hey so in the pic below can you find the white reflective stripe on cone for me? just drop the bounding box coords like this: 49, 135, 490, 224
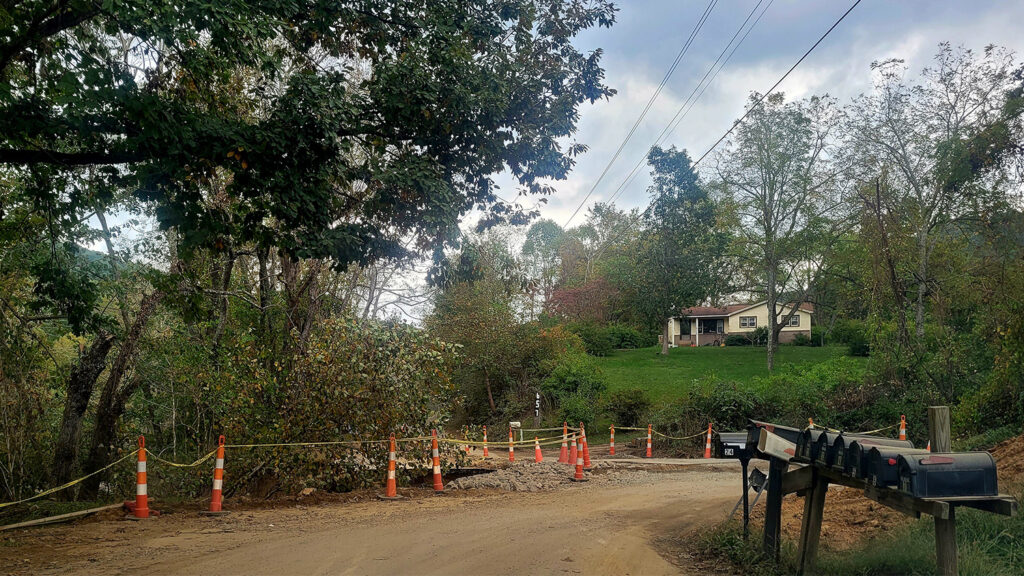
215, 458, 224, 468
388, 470, 395, 479
137, 483, 147, 495
389, 451, 396, 459
213, 478, 223, 490
433, 466, 441, 474
432, 449, 439, 457
138, 461, 146, 472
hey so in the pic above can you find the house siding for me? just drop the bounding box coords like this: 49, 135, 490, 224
726, 305, 812, 334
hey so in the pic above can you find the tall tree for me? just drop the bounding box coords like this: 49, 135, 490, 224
845, 44, 1016, 341
716, 93, 844, 370
630, 146, 727, 355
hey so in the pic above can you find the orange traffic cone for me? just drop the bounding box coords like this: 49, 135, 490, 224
808, 417, 814, 429
898, 415, 907, 441
558, 422, 568, 463
207, 435, 227, 514
128, 435, 152, 518
464, 426, 471, 455
646, 424, 652, 458
568, 434, 577, 466
609, 425, 615, 456
380, 434, 400, 500
482, 425, 490, 458
571, 436, 587, 482
703, 423, 713, 459
534, 437, 543, 463
580, 423, 591, 469
431, 430, 444, 492
508, 427, 515, 463
926, 440, 931, 452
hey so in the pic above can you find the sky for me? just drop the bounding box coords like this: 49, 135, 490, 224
501, 0, 1024, 230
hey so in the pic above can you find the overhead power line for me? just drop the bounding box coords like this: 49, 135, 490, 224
602, 0, 774, 210
592, 0, 863, 260
561, 0, 719, 229
691, 0, 863, 168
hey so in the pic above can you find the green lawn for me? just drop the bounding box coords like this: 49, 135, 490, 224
595, 345, 856, 401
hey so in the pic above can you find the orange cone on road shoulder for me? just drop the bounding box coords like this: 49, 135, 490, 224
580, 422, 591, 469
431, 430, 444, 492
898, 415, 907, 441
703, 423, 713, 459
379, 434, 400, 500
570, 436, 587, 482
482, 425, 490, 458
508, 427, 515, 463
534, 437, 543, 463
207, 435, 227, 514
568, 434, 577, 467
128, 435, 153, 518
646, 424, 652, 458
609, 425, 615, 456
558, 422, 569, 463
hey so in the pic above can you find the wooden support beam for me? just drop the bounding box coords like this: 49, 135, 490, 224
926, 495, 1018, 517
782, 464, 814, 495
762, 457, 789, 561
796, 469, 829, 575
929, 406, 957, 576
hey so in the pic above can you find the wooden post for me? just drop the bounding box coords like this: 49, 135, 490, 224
762, 457, 789, 560
929, 406, 957, 576
741, 458, 751, 541
796, 468, 829, 575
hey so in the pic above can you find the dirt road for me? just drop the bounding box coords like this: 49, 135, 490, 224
2, 463, 744, 576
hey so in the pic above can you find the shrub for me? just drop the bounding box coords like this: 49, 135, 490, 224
724, 334, 752, 346
809, 326, 825, 346
606, 324, 657, 349
559, 392, 598, 428
847, 334, 870, 357
567, 323, 615, 356
831, 318, 867, 344
791, 332, 812, 346
604, 389, 652, 427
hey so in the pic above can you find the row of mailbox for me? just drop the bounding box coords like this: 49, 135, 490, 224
714, 422, 999, 499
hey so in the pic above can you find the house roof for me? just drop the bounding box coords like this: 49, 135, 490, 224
679, 300, 814, 318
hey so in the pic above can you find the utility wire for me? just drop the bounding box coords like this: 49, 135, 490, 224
602, 0, 773, 211
561, 0, 719, 229
692, 0, 862, 168
591, 0, 863, 261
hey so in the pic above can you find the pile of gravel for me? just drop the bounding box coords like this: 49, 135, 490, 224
448, 461, 586, 492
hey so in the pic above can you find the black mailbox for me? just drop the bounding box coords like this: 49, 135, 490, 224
897, 452, 998, 498
813, 432, 848, 467
795, 429, 826, 463
844, 438, 916, 477
866, 446, 930, 487
715, 432, 751, 459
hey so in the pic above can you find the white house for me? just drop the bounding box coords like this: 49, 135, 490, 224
665, 301, 813, 347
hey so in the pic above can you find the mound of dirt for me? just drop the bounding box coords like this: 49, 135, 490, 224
448, 461, 590, 492
991, 433, 1024, 486
750, 484, 909, 551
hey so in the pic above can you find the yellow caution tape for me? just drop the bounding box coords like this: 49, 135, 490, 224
146, 449, 219, 468
0, 450, 139, 509
653, 429, 710, 441
224, 436, 434, 449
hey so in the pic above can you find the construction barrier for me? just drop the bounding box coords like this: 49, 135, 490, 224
609, 425, 615, 456
704, 423, 713, 459
381, 434, 400, 499
558, 423, 569, 463
534, 437, 543, 463
431, 430, 444, 492
571, 436, 586, 482
646, 424, 652, 458
568, 434, 577, 467
208, 435, 226, 513
580, 422, 591, 469
899, 414, 907, 441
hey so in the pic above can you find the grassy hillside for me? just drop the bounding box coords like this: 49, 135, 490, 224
595, 345, 858, 401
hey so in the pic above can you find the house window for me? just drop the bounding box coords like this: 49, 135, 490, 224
739, 316, 757, 328
786, 315, 800, 327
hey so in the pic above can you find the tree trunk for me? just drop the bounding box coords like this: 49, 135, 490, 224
661, 320, 670, 355
915, 226, 928, 341
210, 250, 235, 357
79, 291, 163, 499
51, 332, 115, 486
766, 269, 778, 371
484, 371, 496, 412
